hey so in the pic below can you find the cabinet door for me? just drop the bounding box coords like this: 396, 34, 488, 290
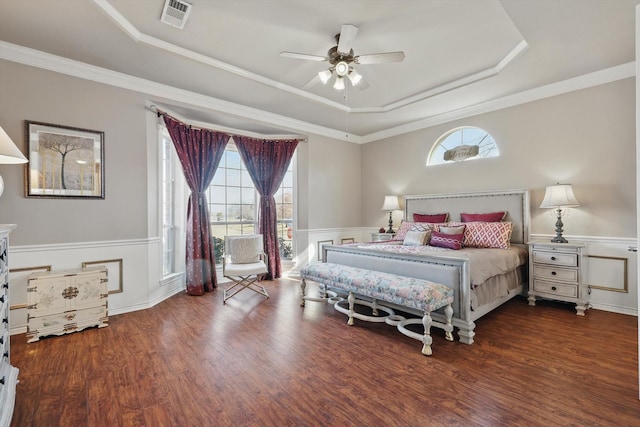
72, 271, 106, 310
28, 276, 72, 316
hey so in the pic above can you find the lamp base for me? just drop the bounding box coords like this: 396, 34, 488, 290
386, 211, 394, 234
550, 208, 568, 243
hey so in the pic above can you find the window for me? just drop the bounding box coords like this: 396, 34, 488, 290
427, 126, 499, 166
160, 129, 178, 277
208, 141, 294, 264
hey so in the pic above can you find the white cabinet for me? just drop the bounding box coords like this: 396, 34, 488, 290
0, 225, 18, 427
27, 266, 108, 343
527, 242, 589, 315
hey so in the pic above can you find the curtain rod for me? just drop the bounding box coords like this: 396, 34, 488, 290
148, 104, 308, 142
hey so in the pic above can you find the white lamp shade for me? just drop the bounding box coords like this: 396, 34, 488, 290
347, 68, 362, 86
333, 76, 345, 90
0, 126, 28, 164
540, 184, 579, 208
318, 69, 332, 84
381, 195, 401, 211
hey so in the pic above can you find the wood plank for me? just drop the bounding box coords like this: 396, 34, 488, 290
9, 278, 639, 426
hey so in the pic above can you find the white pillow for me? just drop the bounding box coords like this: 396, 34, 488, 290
403, 230, 429, 246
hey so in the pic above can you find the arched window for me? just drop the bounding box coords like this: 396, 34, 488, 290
427, 126, 499, 166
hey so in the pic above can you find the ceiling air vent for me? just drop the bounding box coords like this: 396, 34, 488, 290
160, 0, 192, 30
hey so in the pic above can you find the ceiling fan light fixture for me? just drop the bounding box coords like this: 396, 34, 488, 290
318, 69, 332, 84
335, 61, 349, 77
333, 76, 345, 90
347, 68, 362, 86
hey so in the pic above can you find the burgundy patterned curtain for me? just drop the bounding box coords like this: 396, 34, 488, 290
163, 114, 230, 295
234, 136, 298, 279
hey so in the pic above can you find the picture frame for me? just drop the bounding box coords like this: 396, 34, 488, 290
587, 255, 628, 293
341, 237, 355, 244
82, 258, 123, 294
25, 121, 105, 199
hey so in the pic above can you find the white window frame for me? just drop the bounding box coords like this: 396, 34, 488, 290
427, 126, 500, 166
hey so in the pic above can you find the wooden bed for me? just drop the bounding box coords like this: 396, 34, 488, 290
323, 189, 530, 344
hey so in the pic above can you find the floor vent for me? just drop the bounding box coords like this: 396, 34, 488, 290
160, 0, 192, 30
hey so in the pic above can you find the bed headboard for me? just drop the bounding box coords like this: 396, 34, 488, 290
404, 189, 530, 244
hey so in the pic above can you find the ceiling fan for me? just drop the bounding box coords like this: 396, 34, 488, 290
281, 24, 405, 91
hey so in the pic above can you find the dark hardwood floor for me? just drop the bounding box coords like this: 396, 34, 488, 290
9, 278, 639, 427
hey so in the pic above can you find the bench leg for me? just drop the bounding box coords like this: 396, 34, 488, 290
421, 312, 433, 356
300, 279, 306, 307
444, 304, 454, 342
371, 298, 379, 316
347, 291, 355, 326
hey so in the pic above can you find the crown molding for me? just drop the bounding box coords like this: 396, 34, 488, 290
0, 40, 358, 142
360, 61, 635, 143
0, 39, 633, 144
91, 0, 527, 114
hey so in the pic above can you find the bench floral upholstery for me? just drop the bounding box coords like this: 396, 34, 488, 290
301, 262, 453, 312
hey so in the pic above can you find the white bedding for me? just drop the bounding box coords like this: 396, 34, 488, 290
352, 242, 528, 286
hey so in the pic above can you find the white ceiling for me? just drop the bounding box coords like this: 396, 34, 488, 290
0, 0, 638, 142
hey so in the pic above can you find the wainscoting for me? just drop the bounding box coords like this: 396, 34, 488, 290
8, 237, 183, 335
297, 228, 638, 316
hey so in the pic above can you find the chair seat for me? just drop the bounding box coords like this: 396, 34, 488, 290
224, 261, 267, 276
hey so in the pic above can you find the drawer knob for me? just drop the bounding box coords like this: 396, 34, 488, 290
551, 271, 557, 276
550, 256, 557, 261
65, 313, 76, 321
62, 286, 79, 300
551, 286, 557, 291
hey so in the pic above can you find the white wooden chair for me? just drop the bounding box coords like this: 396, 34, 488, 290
222, 235, 269, 303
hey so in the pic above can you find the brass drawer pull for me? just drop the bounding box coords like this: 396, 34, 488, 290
65, 313, 76, 321
62, 287, 79, 299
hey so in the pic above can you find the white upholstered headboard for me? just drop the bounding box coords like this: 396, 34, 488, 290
404, 189, 530, 244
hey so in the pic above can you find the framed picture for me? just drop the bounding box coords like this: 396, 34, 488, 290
341, 237, 355, 244
82, 259, 123, 294
25, 121, 105, 198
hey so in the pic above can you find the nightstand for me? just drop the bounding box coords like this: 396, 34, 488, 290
527, 242, 589, 315
370, 232, 395, 242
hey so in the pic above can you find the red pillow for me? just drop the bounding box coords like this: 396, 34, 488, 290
429, 231, 463, 250
413, 213, 449, 223
460, 212, 506, 222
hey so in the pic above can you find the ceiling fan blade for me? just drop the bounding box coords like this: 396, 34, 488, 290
302, 74, 321, 90
337, 24, 358, 55
280, 51, 327, 62
356, 51, 405, 65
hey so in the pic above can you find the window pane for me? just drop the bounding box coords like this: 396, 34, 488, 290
227, 168, 241, 187
241, 204, 255, 221
210, 186, 225, 204
226, 186, 241, 204
211, 171, 225, 186
241, 170, 253, 187
241, 187, 255, 205
227, 204, 242, 221
226, 151, 241, 169
281, 171, 293, 187
211, 204, 226, 222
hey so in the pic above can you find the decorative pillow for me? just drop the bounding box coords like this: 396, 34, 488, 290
413, 212, 449, 223
403, 230, 430, 246
460, 211, 506, 223
410, 222, 434, 233
429, 231, 464, 250
393, 220, 413, 241
228, 236, 262, 263
438, 224, 466, 235
461, 221, 513, 249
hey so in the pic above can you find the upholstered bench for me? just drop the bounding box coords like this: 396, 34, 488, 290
300, 262, 454, 356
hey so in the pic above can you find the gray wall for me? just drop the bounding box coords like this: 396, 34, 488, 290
362, 78, 636, 239
0, 59, 361, 247
0, 60, 149, 245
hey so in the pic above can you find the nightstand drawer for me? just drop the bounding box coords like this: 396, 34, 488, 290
532, 279, 578, 298
532, 251, 578, 267
532, 265, 578, 283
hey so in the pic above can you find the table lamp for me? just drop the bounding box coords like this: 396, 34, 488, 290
539, 183, 579, 243
0, 126, 28, 197
381, 195, 401, 233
